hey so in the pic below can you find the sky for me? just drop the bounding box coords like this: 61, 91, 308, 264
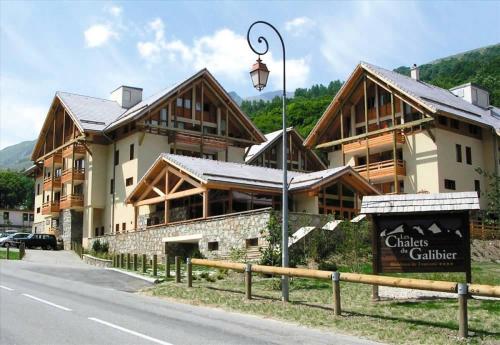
0, 1, 499, 149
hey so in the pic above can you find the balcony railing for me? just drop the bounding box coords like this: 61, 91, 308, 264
62, 143, 86, 158
43, 152, 63, 167
355, 159, 406, 181
61, 168, 85, 184
42, 202, 60, 215
344, 131, 405, 154
60, 194, 84, 209
43, 176, 62, 191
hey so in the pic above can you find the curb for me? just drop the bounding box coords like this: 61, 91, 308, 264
105, 267, 159, 284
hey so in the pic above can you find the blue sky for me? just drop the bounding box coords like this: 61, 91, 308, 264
1, 0, 499, 149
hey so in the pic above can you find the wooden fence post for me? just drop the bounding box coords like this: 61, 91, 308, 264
19, 243, 25, 259
133, 254, 138, 271
245, 263, 252, 300
120, 253, 125, 268
175, 256, 181, 283
165, 256, 171, 278
127, 253, 131, 270
332, 271, 341, 316
187, 258, 192, 287
6, 246, 9, 260
458, 283, 468, 338
153, 254, 158, 277
142, 254, 147, 273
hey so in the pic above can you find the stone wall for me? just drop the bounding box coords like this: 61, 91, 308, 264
82, 254, 113, 268
88, 208, 332, 261
61, 209, 83, 250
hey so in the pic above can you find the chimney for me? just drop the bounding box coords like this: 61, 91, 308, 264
410, 64, 420, 81
111, 86, 143, 109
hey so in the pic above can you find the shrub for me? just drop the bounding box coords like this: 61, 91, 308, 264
92, 239, 102, 253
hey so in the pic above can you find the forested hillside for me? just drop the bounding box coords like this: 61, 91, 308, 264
0, 140, 35, 171
242, 44, 500, 138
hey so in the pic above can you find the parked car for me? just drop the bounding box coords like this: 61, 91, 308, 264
19, 234, 58, 250
1, 233, 31, 248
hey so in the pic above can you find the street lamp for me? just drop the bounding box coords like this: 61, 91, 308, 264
247, 21, 289, 302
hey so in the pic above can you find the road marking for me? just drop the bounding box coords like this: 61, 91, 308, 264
88, 317, 173, 345
22, 293, 72, 311
0, 285, 14, 291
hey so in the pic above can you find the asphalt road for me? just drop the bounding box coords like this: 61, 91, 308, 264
0, 250, 381, 345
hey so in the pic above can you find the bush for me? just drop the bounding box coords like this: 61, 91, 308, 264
318, 261, 338, 271
92, 240, 102, 253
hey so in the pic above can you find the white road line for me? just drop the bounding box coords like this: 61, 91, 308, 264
22, 293, 72, 311
88, 317, 173, 345
0, 285, 14, 291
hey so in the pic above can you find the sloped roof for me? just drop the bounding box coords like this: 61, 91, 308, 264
360, 192, 479, 214
56, 91, 126, 131
162, 153, 376, 193
360, 62, 500, 131
245, 128, 288, 162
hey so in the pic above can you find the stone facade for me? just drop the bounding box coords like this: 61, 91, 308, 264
61, 209, 83, 250
88, 208, 332, 260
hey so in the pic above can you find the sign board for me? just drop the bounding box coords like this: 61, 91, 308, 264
373, 213, 470, 274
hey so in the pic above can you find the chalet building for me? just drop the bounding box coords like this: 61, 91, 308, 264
31, 69, 267, 249
117, 154, 377, 257
245, 127, 326, 172
304, 62, 500, 209
1, 209, 34, 232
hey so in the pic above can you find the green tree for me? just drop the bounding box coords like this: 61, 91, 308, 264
475, 168, 500, 225
0, 170, 34, 209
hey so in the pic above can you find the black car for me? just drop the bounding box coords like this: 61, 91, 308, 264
1, 233, 31, 248
20, 234, 58, 250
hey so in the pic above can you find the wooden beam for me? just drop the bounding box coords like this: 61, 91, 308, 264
138, 167, 167, 201
170, 178, 185, 194
166, 187, 206, 200
164, 168, 169, 224
36, 136, 86, 162
202, 190, 208, 218
364, 77, 370, 182
315, 117, 434, 149
391, 93, 398, 194
135, 195, 165, 207
167, 166, 202, 188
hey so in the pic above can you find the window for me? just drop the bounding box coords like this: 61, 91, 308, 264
208, 241, 219, 251
23, 213, 28, 221
114, 150, 119, 166
469, 124, 480, 136
455, 144, 462, 163
246, 238, 259, 248
474, 180, 480, 197
438, 116, 448, 126
466, 146, 472, 165
444, 179, 456, 190
126, 177, 133, 186
37, 183, 40, 195
129, 144, 134, 160
110, 179, 114, 194
367, 97, 375, 109
29, 214, 34, 221
115, 224, 120, 233
37, 207, 40, 214
195, 102, 201, 111
450, 119, 460, 129
184, 99, 191, 109
122, 223, 126, 231
3, 212, 9, 220
176, 98, 183, 107
160, 108, 168, 124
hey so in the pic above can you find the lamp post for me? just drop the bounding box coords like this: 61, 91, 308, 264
247, 21, 289, 302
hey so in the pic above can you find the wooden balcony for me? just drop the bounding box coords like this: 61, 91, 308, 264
61, 168, 85, 184
42, 202, 60, 215
355, 159, 406, 182
62, 143, 86, 158
60, 194, 84, 210
344, 131, 405, 154
43, 152, 62, 167
43, 176, 62, 191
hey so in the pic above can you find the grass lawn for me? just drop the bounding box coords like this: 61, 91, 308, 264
0, 247, 20, 260
144, 261, 500, 345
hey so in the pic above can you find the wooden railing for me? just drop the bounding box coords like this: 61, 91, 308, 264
184, 258, 500, 339
43, 152, 62, 167
470, 220, 499, 240
61, 168, 85, 184
42, 202, 60, 215
344, 131, 405, 154
62, 143, 86, 158
43, 176, 62, 191
60, 194, 83, 209
355, 159, 406, 180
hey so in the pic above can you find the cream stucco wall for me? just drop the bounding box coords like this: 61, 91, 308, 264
33, 176, 44, 224
227, 146, 246, 163
402, 130, 439, 194
294, 193, 319, 214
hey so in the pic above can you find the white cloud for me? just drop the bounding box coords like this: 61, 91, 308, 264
109, 6, 122, 17
319, 2, 440, 77
84, 24, 118, 48
137, 20, 310, 90
284, 17, 316, 36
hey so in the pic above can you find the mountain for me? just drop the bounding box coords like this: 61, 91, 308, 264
228, 91, 243, 106
0, 140, 35, 171
245, 90, 295, 103
394, 43, 500, 106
